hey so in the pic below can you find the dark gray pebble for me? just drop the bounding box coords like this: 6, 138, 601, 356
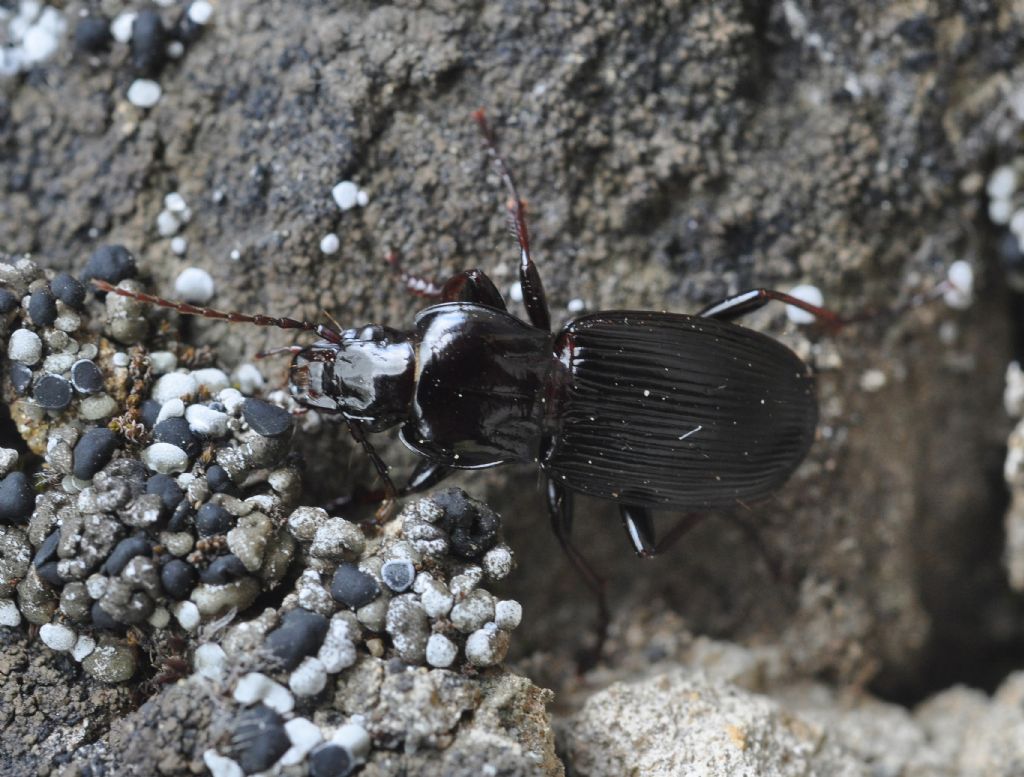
131, 9, 166, 77
174, 3, 205, 44
199, 554, 247, 584
0, 289, 18, 314
81, 245, 137, 288
90, 601, 125, 631
434, 487, 501, 559
331, 563, 380, 609
102, 535, 151, 576
71, 359, 104, 394
10, 362, 32, 395
310, 745, 354, 777
146, 474, 184, 515
33, 530, 60, 567
160, 558, 197, 600
28, 290, 57, 327
263, 608, 329, 670
73, 428, 120, 480
36, 561, 64, 587
154, 416, 201, 458
51, 272, 87, 309
196, 502, 233, 536
74, 15, 111, 53
231, 705, 291, 774
167, 500, 192, 532
242, 398, 293, 438
381, 559, 415, 592
205, 464, 235, 494
139, 399, 161, 429
33, 374, 73, 411
0, 471, 35, 525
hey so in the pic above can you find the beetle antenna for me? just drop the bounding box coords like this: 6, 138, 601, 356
472, 109, 531, 259
91, 279, 343, 343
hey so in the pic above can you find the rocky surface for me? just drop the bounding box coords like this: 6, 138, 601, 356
4, 0, 1024, 774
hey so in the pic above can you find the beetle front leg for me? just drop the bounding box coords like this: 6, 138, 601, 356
439, 269, 508, 311
698, 288, 845, 330
399, 459, 453, 496
345, 419, 400, 522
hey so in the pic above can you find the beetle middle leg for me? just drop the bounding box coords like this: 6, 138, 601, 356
620, 504, 708, 558
698, 288, 846, 330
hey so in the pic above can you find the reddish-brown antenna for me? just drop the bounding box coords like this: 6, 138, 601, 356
90, 279, 342, 343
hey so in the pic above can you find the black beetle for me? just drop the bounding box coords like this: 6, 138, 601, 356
95, 111, 847, 624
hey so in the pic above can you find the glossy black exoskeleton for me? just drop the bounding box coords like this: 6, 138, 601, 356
95, 111, 845, 633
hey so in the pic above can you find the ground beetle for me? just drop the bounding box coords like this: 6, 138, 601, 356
96, 111, 855, 629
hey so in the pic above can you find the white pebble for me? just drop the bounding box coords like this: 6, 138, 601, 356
22, 20, 63, 65
464, 622, 510, 667
1011, 210, 1024, 238
859, 369, 887, 392
188, 0, 214, 25
944, 260, 974, 310
234, 672, 295, 714
356, 190, 369, 207
494, 599, 523, 630
217, 387, 246, 414
186, 404, 229, 437
72, 634, 96, 662
194, 642, 228, 682
990, 198, 1013, 225
112, 352, 130, 367
148, 351, 177, 375
785, 284, 824, 325
127, 79, 162, 109
332, 181, 359, 211
482, 545, 514, 581
166, 39, 185, 59
987, 165, 1018, 201
203, 750, 243, 777
318, 616, 358, 673
110, 11, 136, 43
331, 723, 371, 761
85, 574, 108, 600
509, 282, 524, 302
567, 298, 586, 313
173, 600, 201, 631
233, 363, 264, 394
152, 372, 199, 403
170, 236, 188, 256
164, 192, 187, 212
0, 599, 22, 627
281, 718, 323, 767
8, 328, 42, 365
148, 607, 170, 628
156, 210, 180, 237
174, 267, 215, 304
143, 442, 189, 474
155, 397, 185, 424
320, 233, 340, 254
40, 623, 77, 652
289, 656, 328, 697
425, 633, 457, 668
191, 367, 230, 393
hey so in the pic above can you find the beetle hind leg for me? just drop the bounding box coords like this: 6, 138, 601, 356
621, 505, 707, 557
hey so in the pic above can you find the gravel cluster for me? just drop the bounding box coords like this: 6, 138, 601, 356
0, 255, 524, 775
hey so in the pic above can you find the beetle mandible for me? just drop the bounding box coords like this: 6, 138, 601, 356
95, 111, 849, 626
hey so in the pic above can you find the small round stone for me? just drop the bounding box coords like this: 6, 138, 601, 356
10, 362, 32, 395
72, 425, 120, 481
154, 416, 201, 458
199, 554, 248, 584
232, 705, 291, 774
28, 289, 57, 327
0, 472, 35, 525
331, 723, 370, 761
331, 181, 359, 211
161, 558, 198, 600
331, 563, 380, 609
186, 404, 229, 437
102, 535, 151, 576
784, 285, 824, 325
142, 442, 189, 474
172, 600, 201, 630
464, 623, 510, 667
482, 545, 514, 580
191, 368, 230, 393
203, 752, 243, 777
146, 473, 185, 514
51, 273, 86, 309
188, 0, 214, 25
0, 289, 17, 314
127, 78, 162, 108
206, 464, 235, 493
9, 329, 42, 365
69, 359, 104, 395
156, 397, 185, 424
289, 656, 328, 697
33, 530, 60, 567
242, 398, 293, 438
39, 623, 77, 652
309, 745, 353, 777
130, 8, 166, 77
149, 351, 178, 375
140, 399, 162, 428
0, 599, 21, 627
450, 589, 495, 633
380, 559, 415, 592
33, 374, 72, 410
82, 640, 137, 681
233, 672, 295, 713
425, 633, 457, 668
263, 608, 329, 671
174, 267, 215, 304
494, 599, 523, 630
72, 634, 97, 662
194, 642, 228, 682
196, 503, 234, 536
36, 561, 64, 587
74, 15, 111, 53
152, 372, 199, 403
90, 602, 124, 631
82, 245, 137, 287
320, 233, 340, 254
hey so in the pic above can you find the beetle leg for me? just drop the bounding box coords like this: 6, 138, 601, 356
698, 288, 845, 331
473, 110, 551, 331
345, 419, 399, 504
399, 460, 453, 496
546, 478, 609, 649
621, 505, 708, 557
385, 251, 445, 298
